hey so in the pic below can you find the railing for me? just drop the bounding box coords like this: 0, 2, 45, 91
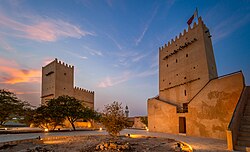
227, 86, 248, 150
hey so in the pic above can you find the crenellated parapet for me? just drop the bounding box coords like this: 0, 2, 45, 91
159, 17, 205, 52
74, 86, 94, 94
55, 58, 74, 69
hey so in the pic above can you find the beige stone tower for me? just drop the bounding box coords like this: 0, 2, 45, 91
159, 17, 217, 106
148, 17, 248, 149
41, 58, 94, 108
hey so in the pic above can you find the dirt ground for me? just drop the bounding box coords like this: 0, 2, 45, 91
0, 135, 180, 152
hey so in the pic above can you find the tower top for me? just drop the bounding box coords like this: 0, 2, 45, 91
43, 58, 74, 69
159, 17, 205, 52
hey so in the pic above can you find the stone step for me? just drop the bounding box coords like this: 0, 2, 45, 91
241, 121, 250, 125
238, 140, 250, 147
240, 127, 250, 132
239, 132, 250, 137
234, 145, 248, 151
244, 113, 250, 116
245, 108, 250, 112
242, 116, 250, 121
238, 136, 250, 141
241, 125, 250, 129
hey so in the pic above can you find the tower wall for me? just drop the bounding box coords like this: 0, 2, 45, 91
54, 60, 74, 98
73, 87, 94, 109
41, 59, 94, 108
159, 17, 217, 105
41, 60, 56, 104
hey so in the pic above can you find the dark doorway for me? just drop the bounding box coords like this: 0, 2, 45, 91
179, 117, 186, 133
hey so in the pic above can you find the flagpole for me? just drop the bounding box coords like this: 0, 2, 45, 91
196, 7, 199, 20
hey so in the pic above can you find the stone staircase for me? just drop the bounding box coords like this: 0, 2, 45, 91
236, 91, 250, 151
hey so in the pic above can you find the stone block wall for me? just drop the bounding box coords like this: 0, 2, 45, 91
148, 72, 244, 139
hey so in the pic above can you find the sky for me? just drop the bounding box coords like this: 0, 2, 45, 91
0, 0, 249, 116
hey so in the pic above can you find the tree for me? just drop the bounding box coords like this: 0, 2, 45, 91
80, 106, 101, 128
81, 106, 101, 121
0, 89, 31, 126
31, 103, 65, 130
19, 107, 36, 126
29, 95, 99, 130
53, 95, 85, 131
101, 101, 128, 136
32, 106, 54, 129
46, 98, 66, 129
140, 116, 148, 127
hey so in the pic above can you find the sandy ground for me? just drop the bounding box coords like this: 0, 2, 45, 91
0, 135, 179, 152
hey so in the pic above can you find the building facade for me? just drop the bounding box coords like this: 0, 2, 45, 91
148, 17, 249, 150
41, 58, 94, 108
159, 17, 217, 106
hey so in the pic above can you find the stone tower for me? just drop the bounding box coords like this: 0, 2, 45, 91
148, 16, 248, 146
159, 17, 217, 106
41, 58, 94, 108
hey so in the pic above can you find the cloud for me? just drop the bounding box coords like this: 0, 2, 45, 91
210, 10, 250, 42
0, 57, 41, 84
97, 68, 157, 88
0, 11, 94, 42
205, 3, 250, 43
64, 50, 88, 60
42, 57, 55, 66
98, 72, 131, 88
150, 54, 158, 68
136, 69, 158, 77
132, 53, 148, 62
83, 46, 103, 56
105, 33, 122, 50
135, 6, 159, 46
7, 89, 40, 95
0, 36, 15, 51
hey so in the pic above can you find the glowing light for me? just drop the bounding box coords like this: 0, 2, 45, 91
129, 134, 143, 138
87, 122, 91, 128
44, 128, 49, 132
99, 127, 102, 131
146, 128, 149, 131
4, 128, 7, 130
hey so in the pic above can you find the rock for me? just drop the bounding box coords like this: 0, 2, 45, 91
117, 145, 122, 150
95, 145, 100, 150
123, 144, 129, 150
99, 145, 104, 151
121, 145, 127, 150
104, 143, 109, 148
109, 143, 117, 149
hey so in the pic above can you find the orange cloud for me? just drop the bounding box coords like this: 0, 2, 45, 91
0, 12, 94, 42
0, 57, 41, 84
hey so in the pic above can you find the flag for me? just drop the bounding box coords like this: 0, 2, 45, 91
187, 9, 198, 25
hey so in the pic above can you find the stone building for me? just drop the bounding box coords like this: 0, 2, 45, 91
147, 17, 250, 150
41, 58, 94, 108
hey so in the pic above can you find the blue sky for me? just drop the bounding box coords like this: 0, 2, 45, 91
0, 0, 249, 116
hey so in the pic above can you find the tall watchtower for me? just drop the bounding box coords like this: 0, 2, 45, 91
159, 17, 217, 105
41, 58, 74, 104
41, 58, 94, 108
